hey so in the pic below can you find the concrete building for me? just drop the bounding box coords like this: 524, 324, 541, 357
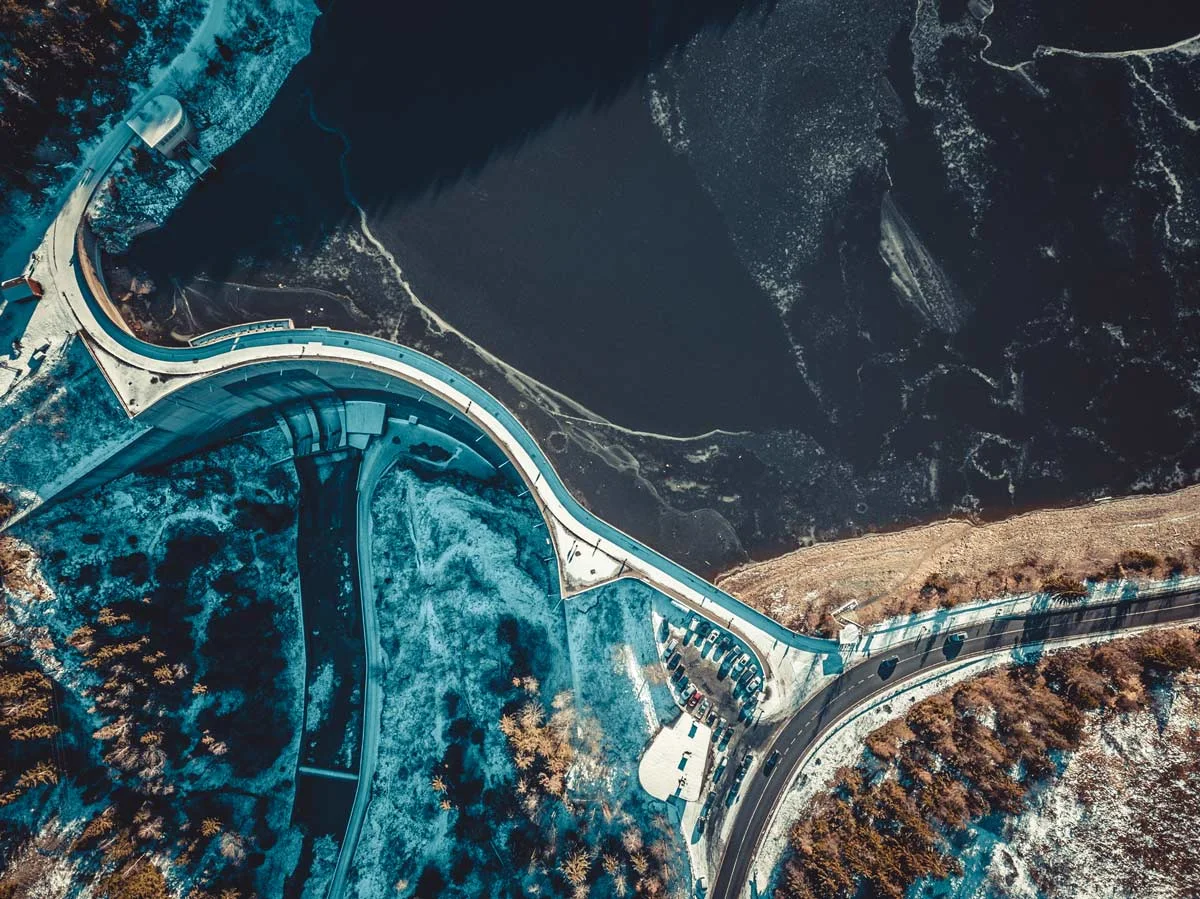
127, 95, 195, 157
126, 95, 213, 176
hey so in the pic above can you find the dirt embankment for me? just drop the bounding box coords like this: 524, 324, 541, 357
718, 485, 1200, 632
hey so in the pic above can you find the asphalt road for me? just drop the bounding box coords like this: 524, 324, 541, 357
709, 587, 1200, 899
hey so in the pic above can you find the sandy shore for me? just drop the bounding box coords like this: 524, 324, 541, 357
718, 485, 1200, 630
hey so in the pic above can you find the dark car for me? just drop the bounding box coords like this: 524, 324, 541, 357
943, 631, 969, 659
877, 656, 899, 679
667, 651, 683, 671
763, 749, 782, 777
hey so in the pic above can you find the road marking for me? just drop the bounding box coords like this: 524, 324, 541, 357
710, 593, 1200, 899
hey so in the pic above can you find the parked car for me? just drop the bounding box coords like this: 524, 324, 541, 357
763, 749, 782, 777
739, 752, 754, 772
686, 691, 702, 710
677, 676, 690, 694
947, 631, 967, 644
665, 637, 679, 656
731, 653, 750, 674
737, 666, 755, 685
717, 727, 733, 751
878, 656, 900, 679
705, 628, 720, 645
696, 698, 711, 719
706, 708, 718, 727
716, 635, 732, 654
667, 651, 682, 671
746, 676, 762, 694
670, 667, 686, 684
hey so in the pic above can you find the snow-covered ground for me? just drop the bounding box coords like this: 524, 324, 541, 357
2, 427, 304, 896
352, 466, 571, 897
0, 0, 204, 275
4, 0, 318, 276
753, 653, 1011, 896
0, 335, 146, 522
915, 672, 1200, 899
351, 464, 690, 898
849, 573, 1200, 662
88, 0, 320, 252
754, 622, 1189, 897
565, 580, 680, 802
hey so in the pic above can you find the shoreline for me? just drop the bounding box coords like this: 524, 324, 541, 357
719, 482, 1200, 630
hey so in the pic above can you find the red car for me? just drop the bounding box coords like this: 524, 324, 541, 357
686, 691, 702, 710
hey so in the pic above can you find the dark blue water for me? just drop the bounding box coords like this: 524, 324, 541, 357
121, 0, 815, 436
115, 0, 1200, 568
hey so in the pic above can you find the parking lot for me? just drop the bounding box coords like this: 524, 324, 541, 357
656, 610, 767, 832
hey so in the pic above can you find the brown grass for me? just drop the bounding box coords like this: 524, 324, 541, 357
719, 484, 1200, 631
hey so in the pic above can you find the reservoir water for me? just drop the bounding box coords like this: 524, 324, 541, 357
114, 0, 1200, 570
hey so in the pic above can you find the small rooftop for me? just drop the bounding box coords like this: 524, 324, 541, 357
127, 95, 186, 149
1, 276, 43, 302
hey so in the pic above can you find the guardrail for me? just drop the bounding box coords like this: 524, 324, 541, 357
56, 160, 841, 659
189, 318, 295, 346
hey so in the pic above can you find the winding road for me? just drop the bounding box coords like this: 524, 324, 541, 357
708, 586, 1200, 899
20, 93, 1200, 899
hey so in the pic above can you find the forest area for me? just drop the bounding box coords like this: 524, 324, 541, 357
0, 436, 303, 899
777, 627, 1200, 899
0, 0, 201, 237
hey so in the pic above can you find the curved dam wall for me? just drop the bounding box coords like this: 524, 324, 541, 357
54, 356, 511, 507
53, 337, 842, 659
38, 190, 842, 656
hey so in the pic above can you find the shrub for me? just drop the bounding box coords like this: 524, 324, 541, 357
1042, 574, 1088, 601
1118, 550, 1161, 572
778, 627, 1200, 899
920, 573, 951, 598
